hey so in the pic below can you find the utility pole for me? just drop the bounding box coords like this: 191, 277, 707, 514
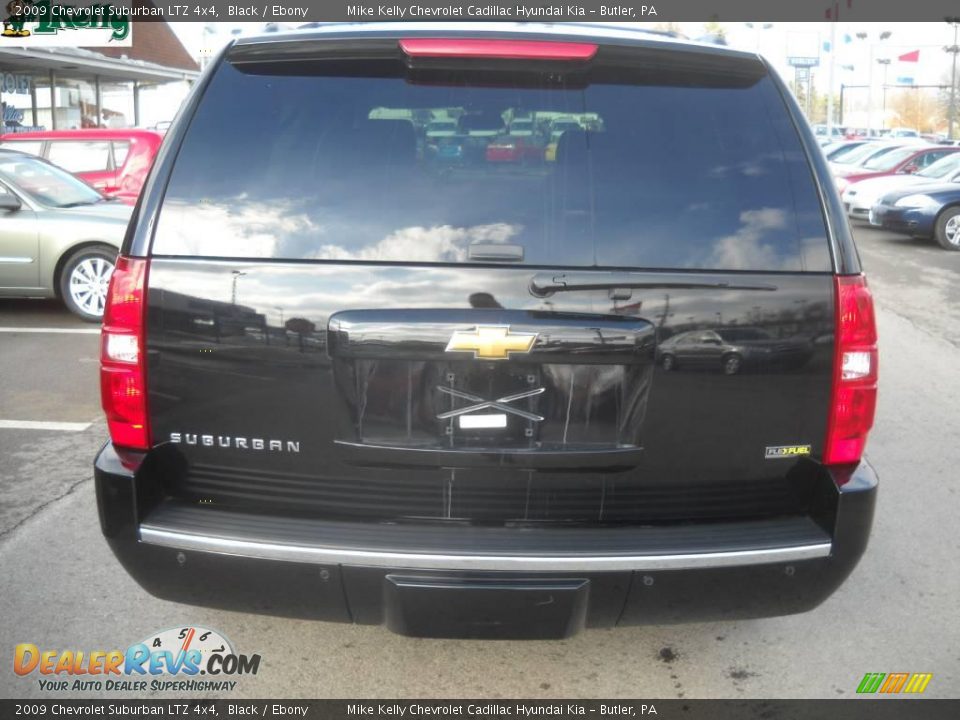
877, 58, 891, 129
231, 270, 246, 306
855, 31, 892, 134
947, 17, 960, 140
744, 22, 773, 53
826, 3, 838, 134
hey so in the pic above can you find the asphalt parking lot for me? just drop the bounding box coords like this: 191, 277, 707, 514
1, 226, 958, 700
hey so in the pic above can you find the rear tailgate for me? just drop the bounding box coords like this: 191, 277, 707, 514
143, 35, 836, 527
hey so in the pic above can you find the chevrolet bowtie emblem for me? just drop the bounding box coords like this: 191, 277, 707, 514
445, 325, 538, 360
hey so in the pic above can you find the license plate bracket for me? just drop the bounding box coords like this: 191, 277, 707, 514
383, 575, 589, 639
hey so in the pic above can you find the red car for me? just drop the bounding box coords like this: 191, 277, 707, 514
485, 134, 544, 163
0, 129, 163, 204
833, 144, 960, 194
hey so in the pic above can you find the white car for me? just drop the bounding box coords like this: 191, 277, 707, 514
842, 152, 960, 222
887, 127, 920, 138
828, 141, 908, 176
508, 119, 535, 136
425, 120, 459, 139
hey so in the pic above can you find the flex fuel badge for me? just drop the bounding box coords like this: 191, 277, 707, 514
765, 445, 812, 460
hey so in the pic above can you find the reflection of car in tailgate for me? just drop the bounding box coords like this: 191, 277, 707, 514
658, 327, 813, 375
95, 25, 879, 639
485, 134, 544, 162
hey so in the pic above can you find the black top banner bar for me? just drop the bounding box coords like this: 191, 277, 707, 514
15, 0, 960, 23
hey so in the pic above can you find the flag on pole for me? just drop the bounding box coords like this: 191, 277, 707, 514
898, 50, 920, 62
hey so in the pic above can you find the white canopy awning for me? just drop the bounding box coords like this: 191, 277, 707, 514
0, 46, 198, 84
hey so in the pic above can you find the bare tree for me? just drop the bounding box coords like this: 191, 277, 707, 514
938, 71, 960, 137
888, 89, 943, 133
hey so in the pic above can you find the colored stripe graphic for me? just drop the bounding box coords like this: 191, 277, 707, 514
857, 673, 885, 694
857, 672, 932, 694
903, 673, 933, 694
880, 673, 909, 693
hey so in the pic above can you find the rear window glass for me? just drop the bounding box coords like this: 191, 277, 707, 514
2, 140, 42, 156
0, 154, 103, 207
832, 142, 884, 165
47, 141, 111, 173
915, 150, 953, 168
152, 54, 831, 272
853, 145, 902, 167
862, 146, 918, 171
920, 153, 960, 179
112, 141, 130, 167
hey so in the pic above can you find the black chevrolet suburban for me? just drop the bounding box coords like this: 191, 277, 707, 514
95, 24, 879, 639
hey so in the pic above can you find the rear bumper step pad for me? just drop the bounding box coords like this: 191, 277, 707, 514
139, 500, 831, 572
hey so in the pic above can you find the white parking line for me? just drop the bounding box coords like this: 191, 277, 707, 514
0, 327, 100, 334
0, 420, 91, 432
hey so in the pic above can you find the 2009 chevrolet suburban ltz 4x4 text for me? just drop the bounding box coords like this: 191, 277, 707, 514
95, 23, 879, 639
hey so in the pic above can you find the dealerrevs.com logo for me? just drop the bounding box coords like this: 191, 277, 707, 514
3, 0, 130, 45
14, 627, 261, 692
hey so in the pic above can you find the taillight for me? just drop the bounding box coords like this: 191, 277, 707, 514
824, 275, 878, 465
100, 256, 150, 450
399, 38, 598, 61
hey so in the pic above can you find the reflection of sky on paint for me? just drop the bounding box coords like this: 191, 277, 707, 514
152, 263, 581, 318
150, 260, 832, 339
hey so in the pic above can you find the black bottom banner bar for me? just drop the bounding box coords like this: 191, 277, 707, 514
1, 700, 958, 720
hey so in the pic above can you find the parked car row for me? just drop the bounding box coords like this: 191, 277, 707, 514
814, 124, 956, 146
832, 143, 959, 194
868, 182, 960, 249
827, 139, 960, 250
844, 152, 960, 221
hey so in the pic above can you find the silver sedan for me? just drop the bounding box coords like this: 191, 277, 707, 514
0, 150, 132, 320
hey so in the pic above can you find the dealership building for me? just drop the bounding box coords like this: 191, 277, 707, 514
0, 21, 198, 132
